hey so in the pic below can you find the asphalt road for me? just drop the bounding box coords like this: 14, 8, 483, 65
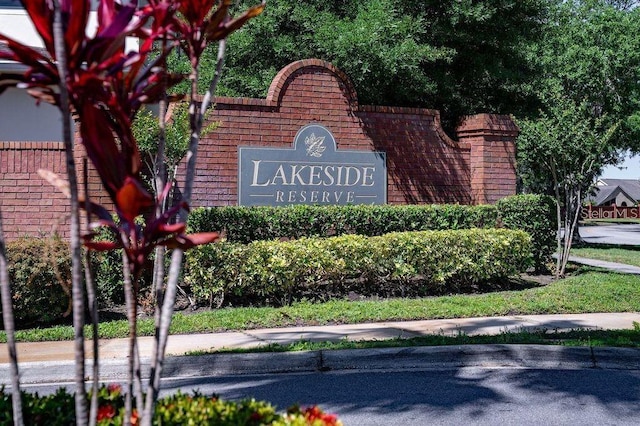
579, 224, 640, 245
22, 367, 640, 425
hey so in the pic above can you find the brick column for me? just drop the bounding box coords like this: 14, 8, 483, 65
456, 114, 518, 205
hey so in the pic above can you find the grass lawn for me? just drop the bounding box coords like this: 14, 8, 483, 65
4, 268, 640, 344
571, 244, 640, 267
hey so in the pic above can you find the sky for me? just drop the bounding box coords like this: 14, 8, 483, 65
600, 154, 640, 179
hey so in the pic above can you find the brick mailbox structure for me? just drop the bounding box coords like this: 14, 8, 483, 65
0, 59, 518, 239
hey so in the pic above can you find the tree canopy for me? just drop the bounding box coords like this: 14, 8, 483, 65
518, 0, 640, 193
168, 0, 548, 126
516, 0, 640, 275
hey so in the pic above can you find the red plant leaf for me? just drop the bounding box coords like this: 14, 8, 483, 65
143, 0, 179, 36
178, 0, 217, 27
83, 239, 121, 252
79, 103, 127, 197
21, 0, 54, 53
154, 223, 187, 235
203, 0, 232, 35
62, 0, 90, 61
83, 201, 116, 222
183, 232, 221, 246
0, 37, 57, 80
115, 176, 153, 223
87, 2, 139, 66
160, 232, 220, 249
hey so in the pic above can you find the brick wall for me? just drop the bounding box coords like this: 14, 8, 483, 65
0, 59, 518, 240
0, 141, 70, 238
457, 114, 519, 205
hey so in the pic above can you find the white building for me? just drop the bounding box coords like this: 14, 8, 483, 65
0, 0, 63, 141
0, 1, 138, 142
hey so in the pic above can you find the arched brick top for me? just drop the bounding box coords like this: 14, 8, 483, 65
265, 59, 359, 108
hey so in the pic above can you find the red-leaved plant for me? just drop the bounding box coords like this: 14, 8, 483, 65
0, 1, 265, 424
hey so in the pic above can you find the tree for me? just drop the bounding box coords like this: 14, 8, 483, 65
517, 92, 620, 277
517, 0, 640, 276
168, 0, 548, 128
534, 0, 640, 145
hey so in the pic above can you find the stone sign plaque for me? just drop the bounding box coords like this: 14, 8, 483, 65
238, 124, 387, 206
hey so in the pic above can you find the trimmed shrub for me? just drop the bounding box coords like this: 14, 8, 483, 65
184, 228, 532, 306
187, 204, 500, 243
2, 234, 155, 326
90, 217, 156, 308
91, 248, 156, 308
0, 385, 342, 425
91, 249, 126, 307
3, 237, 71, 327
497, 194, 556, 272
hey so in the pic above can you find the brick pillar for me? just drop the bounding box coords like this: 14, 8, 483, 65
456, 114, 518, 205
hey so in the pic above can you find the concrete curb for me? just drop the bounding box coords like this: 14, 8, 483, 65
5, 345, 640, 385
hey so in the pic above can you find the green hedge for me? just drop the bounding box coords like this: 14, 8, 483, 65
184, 228, 532, 306
1, 196, 552, 322
187, 204, 500, 243
0, 385, 341, 425
3, 237, 71, 327
188, 196, 555, 272
497, 194, 556, 272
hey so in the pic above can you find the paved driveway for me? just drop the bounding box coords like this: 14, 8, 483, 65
579, 224, 640, 245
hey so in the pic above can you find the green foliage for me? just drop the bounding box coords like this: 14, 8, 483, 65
2, 233, 152, 315
90, 220, 155, 308
133, 105, 189, 171
91, 249, 126, 307
3, 238, 71, 327
92, 248, 157, 308
132, 102, 218, 202
154, 393, 282, 425
0, 385, 341, 425
497, 194, 556, 271
167, 0, 548, 125
184, 229, 532, 306
517, 2, 640, 227
532, 0, 640, 150
1, 388, 76, 425
516, 90, 621, 276
187, 204, 500, 243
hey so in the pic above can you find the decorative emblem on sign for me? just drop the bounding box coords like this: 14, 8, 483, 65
305, 133, 326, 157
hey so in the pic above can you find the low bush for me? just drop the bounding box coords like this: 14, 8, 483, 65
3, 237, 71, 327
91, 249, 156, 308
90, 217, 157, 308
497, 194, 556, 272
185, 228, 532, 306
187, 200, 554, 270
0, 384, 341, 425
2, 234, 156, 327
187, 204, 500, 243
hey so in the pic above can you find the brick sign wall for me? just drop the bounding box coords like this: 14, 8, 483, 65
0, 59, 518, 240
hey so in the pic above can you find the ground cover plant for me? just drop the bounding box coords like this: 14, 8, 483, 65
0, 384, 341, 426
